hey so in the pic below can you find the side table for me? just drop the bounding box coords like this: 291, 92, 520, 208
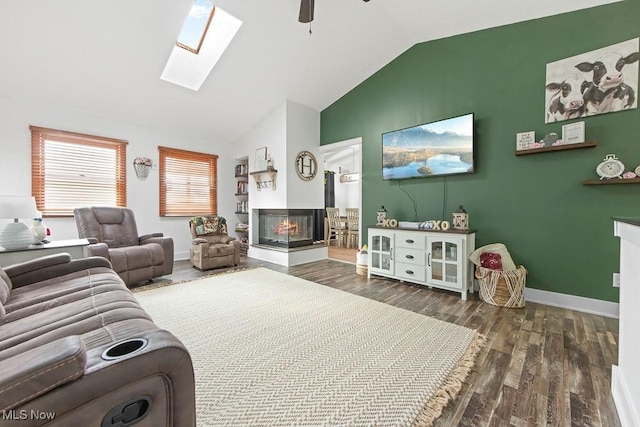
0, 239, 90, 267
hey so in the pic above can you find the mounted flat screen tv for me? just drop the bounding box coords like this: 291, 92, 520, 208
382, 113, 474, 180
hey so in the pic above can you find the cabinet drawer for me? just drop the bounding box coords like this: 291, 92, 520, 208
395, 262, 426, 282
395, 234, 426, 250
395, 247, 425, 265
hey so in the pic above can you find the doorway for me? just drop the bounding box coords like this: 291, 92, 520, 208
319, 137, 362, 264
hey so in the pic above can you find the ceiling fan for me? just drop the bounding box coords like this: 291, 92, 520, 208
298, 0, 370, 24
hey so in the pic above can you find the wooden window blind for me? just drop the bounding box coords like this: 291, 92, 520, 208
158, 146, 218, 217
30, 126, 127, 217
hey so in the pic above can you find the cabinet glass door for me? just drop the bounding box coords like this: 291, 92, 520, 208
429, 239, 459, 285
370, 233, 393, 273
429, 241, 443, 281
444, 241, 458, 283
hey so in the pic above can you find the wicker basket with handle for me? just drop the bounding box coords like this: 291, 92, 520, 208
475, 265, 527, 308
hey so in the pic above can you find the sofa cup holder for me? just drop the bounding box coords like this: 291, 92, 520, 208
102, 338, 148, 361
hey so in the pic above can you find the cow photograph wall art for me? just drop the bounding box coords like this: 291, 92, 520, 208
545, 37, 639, 123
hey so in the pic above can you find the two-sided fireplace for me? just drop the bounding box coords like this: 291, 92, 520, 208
258, 209, 314, 249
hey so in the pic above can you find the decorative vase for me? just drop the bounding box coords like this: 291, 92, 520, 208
134, 163, 151, 180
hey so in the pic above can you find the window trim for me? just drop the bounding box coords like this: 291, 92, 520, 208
158, 146, 218, 217
30, 125, 128, 217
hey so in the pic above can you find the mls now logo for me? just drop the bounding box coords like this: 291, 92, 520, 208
1, 410, 56, 420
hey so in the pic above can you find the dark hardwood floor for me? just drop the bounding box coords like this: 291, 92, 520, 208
139, 257, 621, 427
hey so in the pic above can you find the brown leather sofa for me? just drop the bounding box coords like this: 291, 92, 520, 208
189, 216, 240, 271
0, 253, 195, 426
74, 207, 174, 286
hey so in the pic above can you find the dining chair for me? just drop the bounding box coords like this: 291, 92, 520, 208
326, 207, 347, 247
345, 208, 359, 248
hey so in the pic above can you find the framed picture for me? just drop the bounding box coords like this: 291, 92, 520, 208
255, 147, 267, 171
545, 37, 639, 123
516, 131, 535, 150
562, 121, 585, 145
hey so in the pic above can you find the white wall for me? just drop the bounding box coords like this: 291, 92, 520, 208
285, 100, 323, 209
0, 95, 236, 260
234, 102, 287, 212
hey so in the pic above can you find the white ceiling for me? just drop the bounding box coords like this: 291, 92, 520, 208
0, 0, 619, 144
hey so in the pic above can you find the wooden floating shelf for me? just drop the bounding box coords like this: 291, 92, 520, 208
515, 141, 597, 156
250, 169, 278, 191
583, 178, 640, 186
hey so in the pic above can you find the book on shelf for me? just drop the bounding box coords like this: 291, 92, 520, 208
236, 181, 247, 194
235, 163, 248, 176
236, 201, 248, 213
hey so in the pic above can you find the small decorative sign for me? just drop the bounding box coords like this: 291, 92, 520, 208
380, 218, 398, 228
516, 131, 535, 150
562, 121, 586, 145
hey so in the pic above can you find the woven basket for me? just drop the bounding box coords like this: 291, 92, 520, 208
475, 265, 527, 308
356, 264, 368, 276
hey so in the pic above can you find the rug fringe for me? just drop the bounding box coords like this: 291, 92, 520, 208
413, 332, 487, 427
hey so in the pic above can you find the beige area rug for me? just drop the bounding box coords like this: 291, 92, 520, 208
134, 268, 484, 426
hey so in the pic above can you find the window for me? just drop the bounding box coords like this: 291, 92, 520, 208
176, 0, 216, 54
159, 146, 218, 217
30, 126, 127, 217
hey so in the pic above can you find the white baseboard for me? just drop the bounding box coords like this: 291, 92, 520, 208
524, 287, 619, 318
612, 365, 640, 427
248, 245, 327, 267
175, 251, 189, 261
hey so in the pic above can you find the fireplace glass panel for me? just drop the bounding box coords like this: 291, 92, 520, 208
258, 209, 314, 248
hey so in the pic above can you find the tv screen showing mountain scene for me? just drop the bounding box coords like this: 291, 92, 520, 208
382, 113, 474, 180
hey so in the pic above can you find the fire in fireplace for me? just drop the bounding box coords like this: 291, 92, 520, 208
258, 209, 314, 248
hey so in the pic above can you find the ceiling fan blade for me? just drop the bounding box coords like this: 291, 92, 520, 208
298, 0, 314, 23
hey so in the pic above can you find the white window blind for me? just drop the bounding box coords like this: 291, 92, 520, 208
31, 126, 127, 217
158, 146, 218, 217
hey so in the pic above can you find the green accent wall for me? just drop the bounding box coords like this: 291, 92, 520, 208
320, 2, 640, 302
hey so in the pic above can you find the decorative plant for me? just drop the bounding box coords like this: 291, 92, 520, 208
134, 156, 153, 167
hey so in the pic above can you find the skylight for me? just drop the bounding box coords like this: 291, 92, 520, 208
176, 0, 215, 54
161, 3, 242, 91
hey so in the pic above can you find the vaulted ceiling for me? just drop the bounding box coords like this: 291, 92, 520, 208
0, 0, 618, 144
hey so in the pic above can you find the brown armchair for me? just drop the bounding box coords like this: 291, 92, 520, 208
73, 207, 174, 286
189, 216, 240, 270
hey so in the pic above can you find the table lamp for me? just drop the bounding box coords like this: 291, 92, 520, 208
0, 195, 38, 250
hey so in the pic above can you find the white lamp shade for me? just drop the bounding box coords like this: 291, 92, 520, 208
0, 196, 38, 250
0, 195, 37, 220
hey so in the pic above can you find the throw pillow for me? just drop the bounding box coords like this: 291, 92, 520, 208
480, 252, 503, 270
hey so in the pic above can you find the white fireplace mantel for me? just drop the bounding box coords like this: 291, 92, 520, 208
612, 218, 640, 427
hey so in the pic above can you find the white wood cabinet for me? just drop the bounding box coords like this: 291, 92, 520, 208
367, 227, 475, 300
613, 218, 640, 427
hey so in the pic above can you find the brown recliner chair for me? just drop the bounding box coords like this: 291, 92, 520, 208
0, 253, 195, 426
189, 216, 240, 270
74, 207, 174, 286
